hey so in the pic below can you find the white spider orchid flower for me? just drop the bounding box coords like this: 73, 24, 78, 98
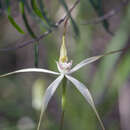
0, 35, 122, 130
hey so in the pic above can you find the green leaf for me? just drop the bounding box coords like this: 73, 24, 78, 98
20, 0, 49, 31
59, 0, 79, 37
5, 0, 24, 34
31, 0, 51, 29
7, 15, 25, 34
31, 0, 44, 19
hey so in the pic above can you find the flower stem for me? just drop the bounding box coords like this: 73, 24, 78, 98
34, 43, 39, 67
59, 77, 67, 130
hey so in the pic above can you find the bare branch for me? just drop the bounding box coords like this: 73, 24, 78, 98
81, 0, 129, 25
0, 0, 80, 52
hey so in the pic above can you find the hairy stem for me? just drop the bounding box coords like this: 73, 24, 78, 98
59, 77, 67, 130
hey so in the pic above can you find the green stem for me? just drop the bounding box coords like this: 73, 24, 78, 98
34, 42, 39, 67
59, 77, 67, 130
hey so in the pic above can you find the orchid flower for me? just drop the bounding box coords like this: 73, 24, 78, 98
0, 34, 122, 130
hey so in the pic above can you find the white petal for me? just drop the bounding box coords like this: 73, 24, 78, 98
68, 55, 102, 74
69, 49, 122, 74
37, 74, 64, 130
0, 68, 60, 78
66, 75, 105, 130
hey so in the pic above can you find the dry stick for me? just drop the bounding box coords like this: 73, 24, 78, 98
0, 0, 80, 52
81, 0, 129, 25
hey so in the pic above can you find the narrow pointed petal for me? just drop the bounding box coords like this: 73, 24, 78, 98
66, 75, 105, 130
37, 74, 64, 130
0, 68, 60, 78
68, 49, 123, 74
68, 55, 102, 74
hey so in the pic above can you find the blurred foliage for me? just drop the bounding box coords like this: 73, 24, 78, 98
89, 0, 111, 34
19, 0, 39, 67
6, 0, 25, 34
0, 0, 130, 130
59, 0, 80, 37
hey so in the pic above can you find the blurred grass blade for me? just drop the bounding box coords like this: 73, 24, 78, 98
20, 0, 39, 67
21, 0, 34, 16
0, 1, 1, 8
7, 15, 25, 34
89, 0, 111, 34
66, 75, 105, 130
96, 0, 110, 34
112, 52, 130, 93
59, 0, 79, 37
91, 10, 130, 98
37, 75, 64, 130
31, 0, 43, 19
100, 51, 130, 111
20, 1, 36, 38
20, 0, 48, 30
31, 0, 50, 29
89, 0, 98, 9
5, 0, 24, 34
0, 1, 2, 15
37, 0, 54, 27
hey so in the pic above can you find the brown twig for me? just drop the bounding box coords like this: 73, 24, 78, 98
81, 0, 129, 25
0, 0, 80, 52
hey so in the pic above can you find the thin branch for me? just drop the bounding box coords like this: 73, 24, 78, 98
0, 0, 80, 52
81, 0, 129, 25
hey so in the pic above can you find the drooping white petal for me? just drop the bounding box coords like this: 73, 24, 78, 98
0, 68, 60, 78
37, 74, 64, 130
66, 75, 105, 130
68, 55, 102, 74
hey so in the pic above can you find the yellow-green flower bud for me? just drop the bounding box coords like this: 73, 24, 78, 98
59, 35, 68, 63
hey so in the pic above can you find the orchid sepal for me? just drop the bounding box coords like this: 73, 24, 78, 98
37, 74, 64, 130
0, 68, 60, 78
